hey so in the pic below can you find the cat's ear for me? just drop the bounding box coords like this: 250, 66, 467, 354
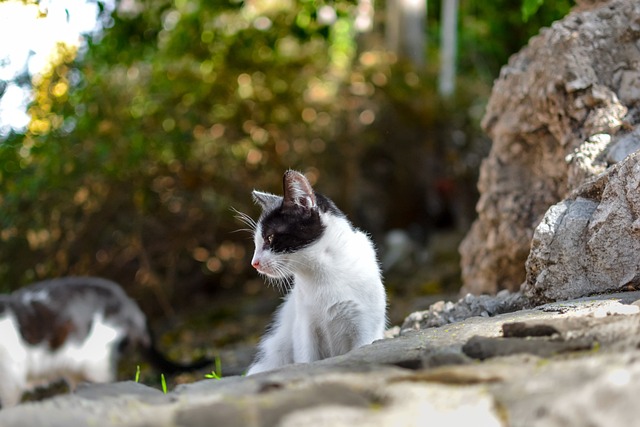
282, 170, 317, 210
252, 190, 282, 211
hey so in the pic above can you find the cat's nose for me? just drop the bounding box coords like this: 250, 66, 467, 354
251, 259, 260, 269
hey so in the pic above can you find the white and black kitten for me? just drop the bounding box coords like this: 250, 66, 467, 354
0, 277, 210, 408
243, 170, 387, 375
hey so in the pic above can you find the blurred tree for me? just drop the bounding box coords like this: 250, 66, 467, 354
386, 0, 427, 67
439, 0, 458, 97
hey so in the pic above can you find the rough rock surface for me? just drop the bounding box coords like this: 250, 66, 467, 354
4, 291, 640, 427
400, 290, 530, 332
459, 0, 640, 294
523, 150, 640, 303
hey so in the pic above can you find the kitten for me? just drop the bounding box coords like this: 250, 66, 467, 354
0, 276, 210, 408
243, 170, 387, 375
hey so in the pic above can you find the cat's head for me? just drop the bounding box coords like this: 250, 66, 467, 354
250, 170, 331, 279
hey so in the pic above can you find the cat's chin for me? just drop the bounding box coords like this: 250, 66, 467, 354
256, 267, 284, 279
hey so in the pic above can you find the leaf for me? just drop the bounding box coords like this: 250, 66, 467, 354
204, 356, 222, 380
215, 356, 222, 377
161, 374, 167, 394
522, 0, 544, 22
204, 371, 220, 380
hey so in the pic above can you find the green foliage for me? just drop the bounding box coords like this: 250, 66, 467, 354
522, 0, 545, 22
204, 371, 220, 380
453, 0, 572, 80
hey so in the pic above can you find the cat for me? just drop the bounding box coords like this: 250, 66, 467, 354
0, 276, 210, 408
241, 170, 387, 375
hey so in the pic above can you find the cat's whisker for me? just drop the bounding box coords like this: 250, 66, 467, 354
282, 257, 306, 267
266, 263, 294, 294
231, 208, 258, 232
274, 262, 295, 291
230, 228, 255, 235
278, 258, 309, 271
277, 262, 297, 276
268, 275, 290, 294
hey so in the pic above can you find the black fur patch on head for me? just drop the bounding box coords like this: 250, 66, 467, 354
260, 202, 325, 253
315, 193, 345, 218
256, 171, 348, 253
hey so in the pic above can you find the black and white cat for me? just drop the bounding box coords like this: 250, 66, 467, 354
0, 277, 210, 408
242, 170, 387, 375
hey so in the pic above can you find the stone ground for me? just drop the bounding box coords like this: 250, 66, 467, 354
3, 291, 640, 426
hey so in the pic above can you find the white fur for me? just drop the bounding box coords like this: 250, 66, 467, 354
0, 312, 123, 408
247, 209, 387, 375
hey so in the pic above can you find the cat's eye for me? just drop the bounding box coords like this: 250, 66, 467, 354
266, 234, 274, 245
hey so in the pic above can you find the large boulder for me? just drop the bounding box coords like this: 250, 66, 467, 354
459, 0, 640, 294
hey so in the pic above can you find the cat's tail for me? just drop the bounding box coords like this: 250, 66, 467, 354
137, 325, 212, 375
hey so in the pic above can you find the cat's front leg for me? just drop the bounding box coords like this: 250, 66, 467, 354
246, 330, 294, 375
247, 299, 295, 375
292, 316, 324, 363
325, 300, 374, 357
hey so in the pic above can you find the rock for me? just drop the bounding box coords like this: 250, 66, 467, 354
73, 381, 167, 402
175, 382, 375, 427
421, 348, 472, 369
524, 150, 640, 303
461, 335, 595, 360
3, 291, 640, 426
501, 321, 560, 337
459, 0, 640, 295
606, 128, 640, 164
400, 290, 529, 333
618, 71, 640, 105
489, 352, 640, 427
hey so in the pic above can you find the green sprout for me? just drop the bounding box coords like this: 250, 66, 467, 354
205, 356, 223, 380
134, 365, 141, 383
160, 374, 167, 394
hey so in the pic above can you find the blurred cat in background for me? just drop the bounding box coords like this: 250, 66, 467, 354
0, 276, 210, 408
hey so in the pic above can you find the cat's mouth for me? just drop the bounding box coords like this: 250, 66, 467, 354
253, 257, 281, 278
256, 266, 280, 278
254, 262, 291, 280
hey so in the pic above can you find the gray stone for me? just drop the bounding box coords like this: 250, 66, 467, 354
73, 381, 167, 402
400, 290, 530, 333
618, 70, 640, 105
490, 352, 640, 427
175, 382, 374, 427
524, 150, 640, 303
606, 127, 640, 164
462, 335, 595, 360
